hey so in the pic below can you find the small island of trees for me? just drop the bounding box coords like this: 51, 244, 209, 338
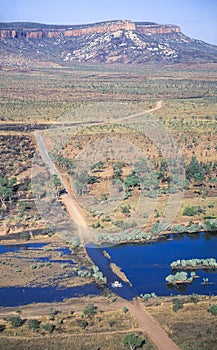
170, 258, 217, 270
165, 271, 197, 285
166, 258, 217, 285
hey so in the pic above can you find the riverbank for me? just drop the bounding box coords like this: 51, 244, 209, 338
98, 227, 217, 247
0, 294, 216, 350
0, 235, 96, 289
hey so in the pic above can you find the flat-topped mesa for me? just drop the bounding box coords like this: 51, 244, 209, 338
136, 23, 181, 35
0, 20, 136, 39
0, 20, 181, 39
64, 20, 136, 37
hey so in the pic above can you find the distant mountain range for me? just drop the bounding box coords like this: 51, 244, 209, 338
0, 20, 216, 67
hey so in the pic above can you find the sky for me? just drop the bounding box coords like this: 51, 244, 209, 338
0, 0, 216, 45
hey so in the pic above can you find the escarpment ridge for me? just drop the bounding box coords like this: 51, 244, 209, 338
0, 20, 216, 65
0, 20, 181, 39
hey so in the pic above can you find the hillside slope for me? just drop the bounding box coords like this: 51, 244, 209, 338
0, 20, 216, 67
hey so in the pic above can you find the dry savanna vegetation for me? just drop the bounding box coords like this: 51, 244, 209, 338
0, 63, 216, 349
0, 63, 216, 239
0, 299, 156, 350
147, 295, 217, 350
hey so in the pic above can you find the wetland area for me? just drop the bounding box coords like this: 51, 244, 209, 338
0, 231, 216, 307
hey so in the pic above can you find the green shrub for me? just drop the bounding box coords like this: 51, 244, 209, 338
20, 231, 31, 240
172, 298, 184, 312
108, 319, 116, 327
186, 156, 205, 181
30, 264, 37, 270
190, 293, 199, 304
183, 206, 205, 216
183, 206, 197, 216
140, 292, 157, 301
78, 320, 88, 329
8, 316, 24, 328
121, 205, 131, 215
41, 323, 55, 333
121, 332, 144, 350
172, 224, 186, 233
122, 306, 129, 314
15, 268, 22, 273
27, 319, 40, 330
83, 304, 97, 318
208, 304, 217, 316
37, 263, 44, 269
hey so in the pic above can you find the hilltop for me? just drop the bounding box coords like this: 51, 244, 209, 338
0, 20, 216, 67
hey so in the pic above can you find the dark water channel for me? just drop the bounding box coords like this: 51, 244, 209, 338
0, 242, 100, 306
0, 285, 100, 307
91, 231, 217, 297
0, 232, 216, 306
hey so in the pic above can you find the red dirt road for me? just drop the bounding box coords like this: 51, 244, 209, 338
34, 100, 181, 350
127, 299, 180, 350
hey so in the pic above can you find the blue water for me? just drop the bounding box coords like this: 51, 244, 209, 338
0, 232, 216, 306
0, 284, 100, 307
35, 257, 75, 265
55, 247, 72, 255
0, 242, 48, 255
0, 243, 72, 256
87, 232, 217, 298
0, 243, 74, 265
87, 244, 137, 300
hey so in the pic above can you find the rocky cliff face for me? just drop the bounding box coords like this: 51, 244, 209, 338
136, 24, 180, 35
0, 20, 216, 66
0, 20, 180, 39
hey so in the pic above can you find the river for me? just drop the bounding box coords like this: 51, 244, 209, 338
0, 232, 216, 306
87, 231, 217, 297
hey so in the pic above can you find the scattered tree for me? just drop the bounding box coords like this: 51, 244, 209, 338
123, 306, 129, 314
0, 177, 16, 206
108, 319, 117, 327
8, 316, 24, 328
52, 174, 64, 197
78, 319, 88, 329
208, 304, 217, 316
83, 304, 98, 318
186, 156, 205, 181
27, 319, 40, 331
41, 323, 55, 334
190, 294, 199, 304
172, 298, 184, 312
121, 332, 144, 350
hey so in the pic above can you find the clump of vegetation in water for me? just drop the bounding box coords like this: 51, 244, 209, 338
170, 258, 217, 270
73, 264, 107, 283
165, 271, 196, 284
92, 265, 107, 283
